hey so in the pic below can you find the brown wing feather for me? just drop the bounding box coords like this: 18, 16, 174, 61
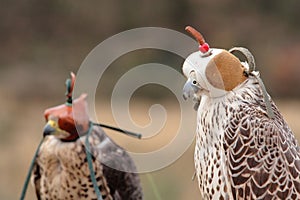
224, 100, 300, 199
31, 126, 142, 199
92, 126, 143, 200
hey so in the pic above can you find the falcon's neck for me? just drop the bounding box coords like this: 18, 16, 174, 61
195, 77, 264, 165
194, 77, 262, 199
198, 77, 262, 115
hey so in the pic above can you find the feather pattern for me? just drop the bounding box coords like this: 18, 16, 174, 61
195, 77, 300, 199
32, 126, 143, 200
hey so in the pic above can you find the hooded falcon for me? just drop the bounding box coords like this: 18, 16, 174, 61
182, 26, 300, 199
31, 73, 143, 200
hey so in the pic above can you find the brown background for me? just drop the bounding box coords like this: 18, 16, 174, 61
1, 1, 300, 199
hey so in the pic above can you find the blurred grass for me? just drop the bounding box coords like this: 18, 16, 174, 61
0, 96, 299, 200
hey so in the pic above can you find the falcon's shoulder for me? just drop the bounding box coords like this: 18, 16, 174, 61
224, 100, 300, 199
91, 126, 143, 199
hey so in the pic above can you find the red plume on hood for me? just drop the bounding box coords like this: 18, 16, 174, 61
185, 26, 210, 53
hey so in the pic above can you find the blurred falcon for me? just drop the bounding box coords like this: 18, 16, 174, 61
31, 73, 143, 200
182, 26, 300, 199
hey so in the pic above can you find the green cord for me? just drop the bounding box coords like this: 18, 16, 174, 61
20, 122, 141, 200
85, 123, 103, 200
19, 126, 104, 200
146, 173, 163, 200
65, 78, 72, 105
20, 138, 44, 200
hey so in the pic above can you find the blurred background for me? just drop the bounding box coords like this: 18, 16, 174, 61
1, 0, 300, 199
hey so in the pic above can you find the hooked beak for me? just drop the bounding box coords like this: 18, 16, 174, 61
43, 120, 70, 138
43, 121, 57, 137
183, 76, 203, 111
183, 78, 200, 100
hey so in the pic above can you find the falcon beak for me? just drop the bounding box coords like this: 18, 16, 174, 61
43, 120, 70, 138
43, 121, 57, 137
183, 78, 200, 100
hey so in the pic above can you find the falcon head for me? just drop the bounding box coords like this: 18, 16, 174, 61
182, 26, 252, 101
43, 73, 90, 141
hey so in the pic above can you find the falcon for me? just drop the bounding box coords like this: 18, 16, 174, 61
182, 26, 300, 199
31, 73, 143, 200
